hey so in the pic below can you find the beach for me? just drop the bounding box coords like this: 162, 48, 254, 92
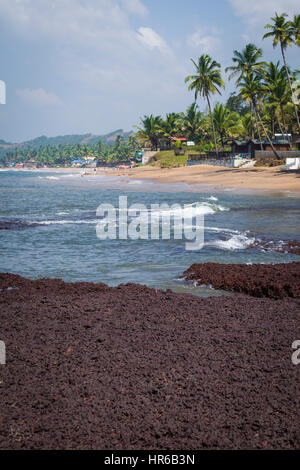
92, 165, 300, 193
3, 164, 300, 193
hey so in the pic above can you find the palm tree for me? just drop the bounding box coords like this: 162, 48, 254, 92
239, 71, 280, 158
225, 43, 266, 84
291, 14, 300, 46
241, 113, 254, 140
160, 113, 181, 146
185, 54, 225, 156
263, 12, 300, 133
212, 104, 242, 149
181, 103, 204, 142
263, 61, 291, 146
135, 115, 162, 150
226, 43, 266, 139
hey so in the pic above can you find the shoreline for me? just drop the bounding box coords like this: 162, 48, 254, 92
2, 165, 300, 195
103, 164, 300, 193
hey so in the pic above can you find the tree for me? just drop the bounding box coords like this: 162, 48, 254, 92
241, 113, 254, 139
212, 104, 242, 149
185, 54, 225, 156
135, 115, 162, 150
226, 43, 266, 138
160, 113, 181, 146
225, 43, 266, 84
239, 71, 280, 158
263, 61, 291, 146
181, 103, 204, 142
263, 12, 300, 132
226, 92, 249, 116
291, 14, 300, 46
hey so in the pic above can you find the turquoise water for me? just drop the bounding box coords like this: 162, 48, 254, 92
0, 169, 299, 296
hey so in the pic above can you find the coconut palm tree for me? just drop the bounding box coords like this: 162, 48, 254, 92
239, 71, 280, 158
185, 54, 225, 156
135, 115, 162, 150
226, 43, 266, 139
263, 61, 291, 146
241, 113, 254, 139
160, 113, 181, 146
181, 103, 204, 142
263, 12, 300, 132
225, 43, 266, 84
212, 104, 242, 149
291, 14, 300, 46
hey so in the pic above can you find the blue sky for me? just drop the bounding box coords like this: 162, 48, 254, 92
0, 0, 299, 142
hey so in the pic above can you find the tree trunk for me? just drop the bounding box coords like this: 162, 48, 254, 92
206, 94, 218, 157
280, 103, 292, 149
252, 101, 263, 150
281, 43, 300, 134
249, 103, 255, 139
220, 133, 225, 150
255, 104, 281, 159
276, 113, 286, 141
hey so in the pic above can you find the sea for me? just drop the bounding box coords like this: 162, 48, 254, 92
0, 169, 299, 297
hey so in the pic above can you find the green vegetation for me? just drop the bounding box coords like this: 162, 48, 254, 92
1, 135, 142, 167
151, 150, 188, 169
263, 12, 300, 132
185, 54, 225, 156
135, 12, 299, 162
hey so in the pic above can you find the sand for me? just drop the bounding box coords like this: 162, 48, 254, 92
96, 165, 300, 193
3, 165, 300, 193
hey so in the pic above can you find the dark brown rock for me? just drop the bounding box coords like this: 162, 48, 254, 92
0, 272, 299, 449
184, 262, 300, 299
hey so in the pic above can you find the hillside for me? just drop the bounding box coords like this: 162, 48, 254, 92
0, 129, 133, 160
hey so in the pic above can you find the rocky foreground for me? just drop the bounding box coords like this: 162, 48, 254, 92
0, 265, 299, 450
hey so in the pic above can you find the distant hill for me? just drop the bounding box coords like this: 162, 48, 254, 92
0, 129, 134, 159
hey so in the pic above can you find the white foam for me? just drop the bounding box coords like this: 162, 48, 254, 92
209, 233, 255, 251
150, 202, 228, 220
35, 219, 101, 225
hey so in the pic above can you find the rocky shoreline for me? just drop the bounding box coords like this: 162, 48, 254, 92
0, 265, 299, 449
184, 262, 300, 300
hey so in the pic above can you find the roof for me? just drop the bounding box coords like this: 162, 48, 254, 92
231, 138, 290, 146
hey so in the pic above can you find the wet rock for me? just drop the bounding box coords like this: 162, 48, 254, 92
184, 262, 300, 299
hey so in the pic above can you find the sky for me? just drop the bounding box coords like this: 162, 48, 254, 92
0, 0, 299, 142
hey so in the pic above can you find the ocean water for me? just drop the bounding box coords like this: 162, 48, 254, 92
0, 169, 299, 296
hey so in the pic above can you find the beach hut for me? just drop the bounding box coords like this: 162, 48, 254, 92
231, 139, 290, 159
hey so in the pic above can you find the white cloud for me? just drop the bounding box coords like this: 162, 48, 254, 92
17, 88, 63, 106
136, 27, 170, 54
0, 0, 187, 140
187, 29, 221, 54
229, 0, 300, 25
0, 0, 131, 45
121, 0, 148, 17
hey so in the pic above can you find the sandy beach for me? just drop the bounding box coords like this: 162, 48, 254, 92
93, 165, 300, 193
3, 165, 299, 193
